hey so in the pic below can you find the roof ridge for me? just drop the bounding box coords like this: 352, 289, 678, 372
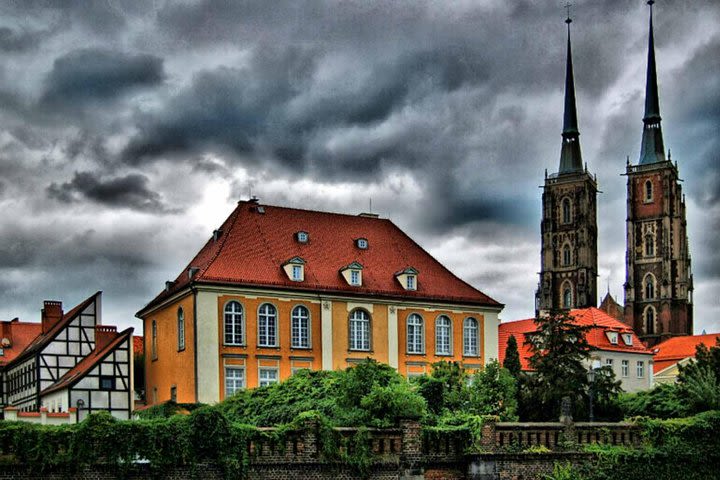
236, 199, 393, 221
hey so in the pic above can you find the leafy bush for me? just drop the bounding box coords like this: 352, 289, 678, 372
469, 360, 518, 420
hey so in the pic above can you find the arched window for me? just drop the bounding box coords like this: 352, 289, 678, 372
291, 305, 310, 348
562, 198, 571, 224
406, 314, 424, 354
177, 307, 185, 351
563, 244, 572, 266
258, 303, 278, 347
349, 309, 371, 351
151, 320, 158, 359
463, 318, 479, 356
224, 301, 244, 345
645, 307, 656, 335
435, 315, 452, 355
645, 234, 654, 257
563, 285, 573, 309
644, 274, 656, 300
645, 180, 653, 201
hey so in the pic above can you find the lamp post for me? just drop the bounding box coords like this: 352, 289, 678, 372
76, 398, 85, 424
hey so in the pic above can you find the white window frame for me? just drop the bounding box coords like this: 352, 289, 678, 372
225, 367, 245, 397
605, 358, 614, 368
406, 314, 424, 354
224, 301, 244, 346
463, 317, 479, 357
637, 361, 645, 378
406, 275, 416, 290
350, 269, 361, 286
621, 360, 629, 377
291, 305, 310, 349
349, 309, 371, 351
435, 315, 452, 355
622, 334, 633, 346
258, 367, 279, 387
607, 332, 618, 345
297, 231, 309, 243
258, 303, 278, 347
177, 308, 185, 351
357, 238, 368, 249
292, 264, 303, 281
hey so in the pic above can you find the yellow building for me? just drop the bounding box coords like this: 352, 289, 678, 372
136, 200, 503, 405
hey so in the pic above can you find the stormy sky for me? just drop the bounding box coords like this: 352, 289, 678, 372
0, 1, 718, 335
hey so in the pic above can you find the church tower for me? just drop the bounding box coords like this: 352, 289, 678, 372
624, 1, 693, 346
536, 14, 598, 316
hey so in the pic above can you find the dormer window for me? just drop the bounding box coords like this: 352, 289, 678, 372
282, 257, 305, 282
606, 331, 619, 345
341, 262, 363, 287
296, 231, 309, 243
356, 238, 368, 249
395, 267, 419, 291
622, 334, 633, 346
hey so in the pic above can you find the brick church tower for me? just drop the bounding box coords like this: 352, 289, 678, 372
623, 1, 693, 346
536, 15, 598, 316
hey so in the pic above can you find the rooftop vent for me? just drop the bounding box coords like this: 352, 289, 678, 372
358, 212, 379, 218
212, 229, 223, 242
165, 281, 175, 292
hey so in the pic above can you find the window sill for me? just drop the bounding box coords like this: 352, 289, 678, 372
223, 343, 247, 348
406, 352, 425, 356
348, 349, 373, 353
290, 346, 312, 350
257, 345, 281, 349
177, 347, 186, 353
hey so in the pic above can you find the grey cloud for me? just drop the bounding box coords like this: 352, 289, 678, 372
0, 26, 42, 52
39, 48, 165, 109
47, 171, 177, 214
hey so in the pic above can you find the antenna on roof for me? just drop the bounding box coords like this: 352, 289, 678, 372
369, 198, 373, 214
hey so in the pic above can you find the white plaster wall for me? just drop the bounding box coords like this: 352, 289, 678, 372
483, 311, 500, 364
321, 299, 333, 370
196, 290, 221, 403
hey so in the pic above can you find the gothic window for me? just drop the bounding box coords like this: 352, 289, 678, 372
406, 314, 424, 354
562, 198, 571, 224
224, 301, 244, 345
435, 315, 452, 355
645, 234, 654, 257
644, 307, 656, 335
562, 244, 572, 266
349, 309, 371, 351
291, 305, 310, 348
644, 274, 656, 300
645, 180, 653, 202
258, 303, 278, 347
562, 284, 573, 309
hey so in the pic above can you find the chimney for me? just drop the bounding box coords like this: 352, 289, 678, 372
165, 281, 175, 292
95, 325, 117, 351
41, 301, 63, 334
212, 229, 223, 242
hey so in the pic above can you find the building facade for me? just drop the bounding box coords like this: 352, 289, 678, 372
137, 200, 503, 406
652, 333, 719, 384
0, 292, 134, 421
536, 16, 598, 315
499, 308, 653, 393
623, 3, 693, 347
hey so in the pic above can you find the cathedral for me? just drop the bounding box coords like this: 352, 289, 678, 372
536, 2, 693, 347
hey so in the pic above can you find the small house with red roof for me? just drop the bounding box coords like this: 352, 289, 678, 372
1, 292, 133, 422
652, 333, 720, 384
136, 199, 503, 406
498, 307, 654, 392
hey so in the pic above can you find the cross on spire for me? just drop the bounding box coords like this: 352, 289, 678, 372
565, 3, 572, 23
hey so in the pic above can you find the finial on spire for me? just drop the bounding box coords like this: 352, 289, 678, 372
565, 3, 572, 24
668, 148, 671, 160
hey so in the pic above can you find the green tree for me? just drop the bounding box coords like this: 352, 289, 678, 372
469, 360, 518, 420
503, 334, 522, 377
414, 361, 470, 415
526, 310, 592, 419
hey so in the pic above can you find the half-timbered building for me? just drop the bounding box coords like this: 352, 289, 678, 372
1, 292, 134, 421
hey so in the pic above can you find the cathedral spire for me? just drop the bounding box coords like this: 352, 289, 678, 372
639, 0, 666, 165
558, 11, 583, 174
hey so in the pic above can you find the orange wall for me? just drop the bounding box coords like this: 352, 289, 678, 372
143, 293, 195, 405
217, 295, 322, 398
397, 308, 485, 376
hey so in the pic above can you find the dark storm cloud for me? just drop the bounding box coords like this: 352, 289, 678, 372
0, 26, 42, 52
39, 48, 165, 109
47, 171, 176, 214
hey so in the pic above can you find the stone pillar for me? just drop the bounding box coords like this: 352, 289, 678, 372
4, 407, 18, 421
39, 407, 48, 425
480, 416, 498, 453
301, 418, 319, 460
68, 407, 78, 424
400, 419, 423, 478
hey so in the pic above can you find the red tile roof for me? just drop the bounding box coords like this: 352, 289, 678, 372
652, 334, 720, 373
498, 308, 652, 371
139, 201, 502, 315
0, 321, 42, 367
42, 327, 134, 395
